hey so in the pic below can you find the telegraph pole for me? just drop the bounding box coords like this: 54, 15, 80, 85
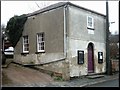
106, 0, 112, 75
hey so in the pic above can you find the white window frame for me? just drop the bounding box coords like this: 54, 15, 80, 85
87, 16, 94, 29
23, 35, 29, 53
37, 33, 45, 52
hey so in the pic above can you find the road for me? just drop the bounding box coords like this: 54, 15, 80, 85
85, 78, 119, 87
2, 63, 54, 87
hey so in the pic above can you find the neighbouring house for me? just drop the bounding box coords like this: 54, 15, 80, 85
14, 2, 106, 80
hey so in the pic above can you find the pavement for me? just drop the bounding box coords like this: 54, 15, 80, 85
1, 59, 119, 87
48, 72, 119, 87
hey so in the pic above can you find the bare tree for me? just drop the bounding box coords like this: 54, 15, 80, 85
35, 1, 54, 9
1, 24, 6, 33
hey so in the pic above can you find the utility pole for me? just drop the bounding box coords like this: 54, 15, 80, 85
106, 0, 112, 75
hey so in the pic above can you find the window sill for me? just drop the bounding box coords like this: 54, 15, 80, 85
87, 27, 95, 30
35, 51, 45, 54
21, 52, 29, 56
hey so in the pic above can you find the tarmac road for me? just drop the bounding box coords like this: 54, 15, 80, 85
85, 78, 119, 87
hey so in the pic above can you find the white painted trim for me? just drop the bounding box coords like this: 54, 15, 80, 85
37, 33, 45, 52
87, 16, 94, 29
22, 36, 29, 53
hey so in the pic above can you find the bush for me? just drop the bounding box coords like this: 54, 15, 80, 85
53, 76, 64, 81
6, 14, 27, 47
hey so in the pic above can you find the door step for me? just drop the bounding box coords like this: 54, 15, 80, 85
87, 73, 97, 76
86, 73, 105, 79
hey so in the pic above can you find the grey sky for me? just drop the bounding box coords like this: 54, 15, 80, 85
1, 1, 119, 34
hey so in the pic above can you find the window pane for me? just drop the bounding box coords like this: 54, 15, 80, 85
88, 17, 92, 21
42, 37, 44, 41
41, 46, 44, 50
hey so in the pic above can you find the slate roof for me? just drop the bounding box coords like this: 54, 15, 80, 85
26, 2, 106, 17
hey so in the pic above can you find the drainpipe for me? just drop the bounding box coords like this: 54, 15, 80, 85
63, 5, 68, 58
63, 5, 70, 80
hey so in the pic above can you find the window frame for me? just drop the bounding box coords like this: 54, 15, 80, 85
22, 35, 29, 53
36, 32, 45, 53
87, 16, 94, 29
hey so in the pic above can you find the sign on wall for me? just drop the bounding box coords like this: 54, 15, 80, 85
98, 52, 103, 63
78, 50, 84, 64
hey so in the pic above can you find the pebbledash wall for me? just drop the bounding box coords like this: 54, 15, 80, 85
14, 2, 106, 80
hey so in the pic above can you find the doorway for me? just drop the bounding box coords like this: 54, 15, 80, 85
88, 42, 94, 73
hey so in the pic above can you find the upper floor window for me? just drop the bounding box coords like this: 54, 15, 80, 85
37, 32, 45, 52
23, 35, 29, 53
87, 16, 94, 29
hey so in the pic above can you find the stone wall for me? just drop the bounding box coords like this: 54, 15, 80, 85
34, 59, 70, 80
111, 59, 119, 72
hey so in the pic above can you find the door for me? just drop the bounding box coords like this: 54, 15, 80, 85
88, 43, 94, 73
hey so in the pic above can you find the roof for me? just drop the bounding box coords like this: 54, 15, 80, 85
26, 2, 106, 17
26, 2, 67, 17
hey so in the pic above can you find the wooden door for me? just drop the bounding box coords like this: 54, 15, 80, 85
88, 43, 94, 73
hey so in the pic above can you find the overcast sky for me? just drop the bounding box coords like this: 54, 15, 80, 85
1, 0, 119, 34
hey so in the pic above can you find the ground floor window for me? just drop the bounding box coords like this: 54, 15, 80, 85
23, 35, 29, 53
37, 32, 45, 52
